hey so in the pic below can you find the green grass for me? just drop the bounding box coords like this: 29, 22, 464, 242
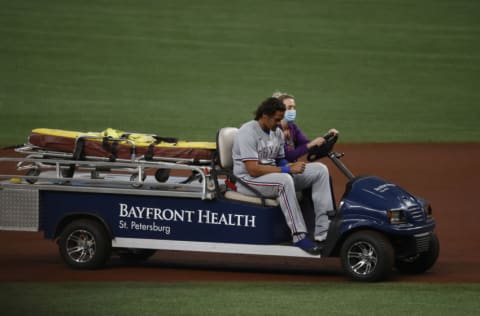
1, 2, 479, 314
1, 0, 479, 145
0, 282, 479, 316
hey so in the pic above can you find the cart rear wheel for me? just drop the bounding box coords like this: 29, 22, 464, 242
395, 233, 440, 274
340, 230, 394, 282
58, 219, 111, 269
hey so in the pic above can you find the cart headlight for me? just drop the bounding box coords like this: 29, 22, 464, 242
388, 209, 407, 224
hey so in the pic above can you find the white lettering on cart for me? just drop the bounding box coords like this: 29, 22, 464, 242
119, 203, 194, 222
198, 210, 256, 228
118, 203, 256, 228
130, 221, 171, 235
373, 183, 396, 193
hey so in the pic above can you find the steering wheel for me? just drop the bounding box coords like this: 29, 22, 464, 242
307, 133, 338, 162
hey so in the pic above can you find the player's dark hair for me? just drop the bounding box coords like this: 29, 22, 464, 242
254, 97, 286, 120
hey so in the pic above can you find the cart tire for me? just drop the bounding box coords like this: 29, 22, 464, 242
58, 219, 111, 269
154, 169, 170, 183
395, 233, 440, 274
26, 168, 40, 184
116, 248, 156, 264
340, 230, 394, 282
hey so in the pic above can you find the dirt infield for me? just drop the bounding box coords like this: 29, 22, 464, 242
1, 144, 479, 282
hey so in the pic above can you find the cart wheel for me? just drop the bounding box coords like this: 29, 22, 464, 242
154, 168, 170, 183
130, 173, 147, 188
58, 219, 111, 270
116, 248, 156, 264
26, 168, 41, 184
340, 230, 394, 282
395, 233, 440, 274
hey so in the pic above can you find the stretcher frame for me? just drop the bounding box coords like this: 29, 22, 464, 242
14, 131, 215, 186
1, 155, 216, 200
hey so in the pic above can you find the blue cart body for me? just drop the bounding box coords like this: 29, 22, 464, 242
32, 174, 435, 259
41, 190, 291, 244
338, 176, 435, 236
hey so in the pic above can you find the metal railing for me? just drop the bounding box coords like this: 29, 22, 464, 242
0, 156, 215, 200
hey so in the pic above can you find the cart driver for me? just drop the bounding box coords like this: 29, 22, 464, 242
273, 91, 339, 162
232, 97, 335, 255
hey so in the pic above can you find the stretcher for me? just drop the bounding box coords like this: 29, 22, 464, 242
26, 128, 215, 162
15, 128, 217, 185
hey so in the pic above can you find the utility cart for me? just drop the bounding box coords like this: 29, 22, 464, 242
0, 128, 439, 281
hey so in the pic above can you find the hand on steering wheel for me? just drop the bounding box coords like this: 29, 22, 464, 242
307, 130, 339, 161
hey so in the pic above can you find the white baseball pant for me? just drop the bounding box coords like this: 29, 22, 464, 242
237, 162, 333, 242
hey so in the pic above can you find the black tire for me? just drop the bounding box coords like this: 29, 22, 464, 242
116, 248, 156, 264
395, 233, 440, 274
58, 219, 111, 269
154, 168, 170, 183
340, 230, 394, 282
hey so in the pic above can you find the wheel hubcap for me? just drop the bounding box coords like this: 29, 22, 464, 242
66, 229, 96, 263
347, 241, 378, 276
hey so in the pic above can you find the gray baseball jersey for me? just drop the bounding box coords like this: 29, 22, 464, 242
232, 120, 285, 179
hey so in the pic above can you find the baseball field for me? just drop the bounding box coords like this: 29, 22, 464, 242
1, 0, 480, 315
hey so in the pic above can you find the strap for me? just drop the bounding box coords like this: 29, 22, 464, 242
145, 144, 155, 161
144, 135, 179, 160
102, 137, 119, 162
73, 137, 86, 160
153, 136, 178, 144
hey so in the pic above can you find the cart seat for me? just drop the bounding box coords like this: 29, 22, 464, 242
216, 127, 279, 207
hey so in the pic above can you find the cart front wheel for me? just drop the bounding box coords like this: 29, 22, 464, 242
340, 230, 394, 282
58, 219, 111, 269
